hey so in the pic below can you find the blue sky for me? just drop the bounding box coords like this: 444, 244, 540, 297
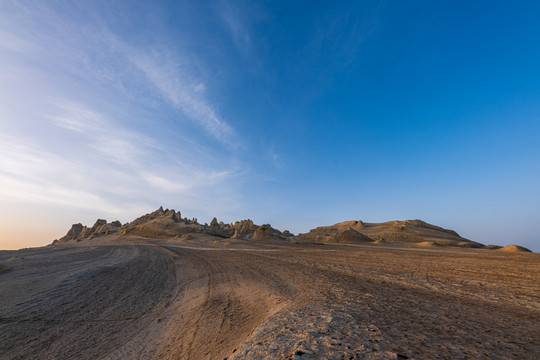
1, 0, 539, 251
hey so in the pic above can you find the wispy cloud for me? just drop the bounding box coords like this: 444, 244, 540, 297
219, 0, 252, 53
1, 0, 236, 145
48, 103, 106, 133
0, 101, 241, 218
123, 44, 234, 143
0, 1, 246, 230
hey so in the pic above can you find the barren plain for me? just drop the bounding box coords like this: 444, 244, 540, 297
1, 234, 539, 359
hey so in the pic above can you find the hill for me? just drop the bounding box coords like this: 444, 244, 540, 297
297, 219, 485, 248
53, 208, 535, 252
53, 207, 294, 244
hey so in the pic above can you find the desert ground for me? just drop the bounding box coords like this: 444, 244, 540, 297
1, 234, 538, 360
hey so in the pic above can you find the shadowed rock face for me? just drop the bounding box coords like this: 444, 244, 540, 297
298, 219, 484, 248
251, 224, 287, 241
298, 227, 374, 244
331, 228, 374, 243
62, 223, 83, 239
55, 219, 122, 243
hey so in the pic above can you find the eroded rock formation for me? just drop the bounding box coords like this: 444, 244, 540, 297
53, 207, 292, 244
55, 219, 122, 243
298, 219, 484, 247
53, 208, 532, 251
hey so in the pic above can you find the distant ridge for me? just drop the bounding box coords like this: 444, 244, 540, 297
52, 207, 533, 252
53, 206, 293, 244
297, 219, 485, 248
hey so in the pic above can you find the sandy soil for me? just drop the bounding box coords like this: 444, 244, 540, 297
1, 237, 538, 359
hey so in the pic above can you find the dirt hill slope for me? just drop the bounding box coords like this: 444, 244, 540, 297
298, 219, 485, 247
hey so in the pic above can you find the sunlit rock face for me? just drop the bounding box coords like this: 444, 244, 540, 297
53, 207, 293, 244
54, 208, 487, 248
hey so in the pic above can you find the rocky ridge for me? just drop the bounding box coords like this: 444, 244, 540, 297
53, 207, 293, 244
53, 208, 533, 252
54, 219, 123, 243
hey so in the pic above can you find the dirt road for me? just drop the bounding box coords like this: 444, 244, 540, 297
1, 239, 538, 359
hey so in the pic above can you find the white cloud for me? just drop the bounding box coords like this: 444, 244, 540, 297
142, 173, 190, 193
48, 103, 105, 133
0, 102, 241, 218
0, 1, 236, 145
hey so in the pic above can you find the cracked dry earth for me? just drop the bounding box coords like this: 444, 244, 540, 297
0, 238, 539, 359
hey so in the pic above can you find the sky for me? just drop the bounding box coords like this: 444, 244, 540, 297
1, 0, 539, 251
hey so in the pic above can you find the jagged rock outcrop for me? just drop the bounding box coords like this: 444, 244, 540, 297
129, 207, 182, 227
204, 218, 290, 241
207, 217, 233, 237
55, 223, 84, 243
251, 224, 284, 241
298, 219, 484, 247
117, 207, 204, 238
55, 219, 122, 243
53, 207, 294, 244
92, 220, 122, 237
231, 219, 257, 239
